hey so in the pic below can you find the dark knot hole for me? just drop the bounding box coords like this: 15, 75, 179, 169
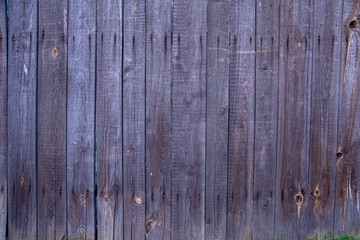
349, 19, 358, 29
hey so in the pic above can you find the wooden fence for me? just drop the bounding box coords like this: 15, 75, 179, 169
0, 0, 360, 239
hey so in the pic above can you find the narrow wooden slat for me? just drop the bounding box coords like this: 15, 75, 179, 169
307, 0, 343, 238
7, 1, 38, 239
145, 0, 171, 239
123, 1, 146, 239
205, 1, 229, 239
0, 1, 7, 238
276, 1, 312, 239
335, 0, 360, 236
67, 0, 96, 238
171, 0, 207, 239
96, 0, 123, 239
37, 0, 67, 238
226, 0, 255, 239
253, 1, 280, 239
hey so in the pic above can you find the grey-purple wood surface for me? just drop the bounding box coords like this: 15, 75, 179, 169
2, 0, 360, 239
96, 0, 123, 239
37, 0, 67, 238
0, 0, 6, 238
7, 0, 37, 239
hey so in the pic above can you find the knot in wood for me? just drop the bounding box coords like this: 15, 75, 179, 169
135, 196, 142, 204
52, 46, 58, 59
294, 192, 304, 206
314, 185, 320, 198
336, 151, 344, 159
349, 19, 358, 30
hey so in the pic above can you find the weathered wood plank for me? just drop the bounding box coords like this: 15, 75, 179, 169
307, 0, 343, 238
123, 1, 146, 239
96, 0, 123, 239
205, 1, 229, 239
253, 1, 280, 239
335, 0, 360, 236
226, 0, 255, 239
37, 0, 67, 238
145, 0, 171, 239
275, 1, 312, 239
171, 0, 207, 239
67, 0, 96, 238
7, 0, 38, 239
0, 1, 7, 238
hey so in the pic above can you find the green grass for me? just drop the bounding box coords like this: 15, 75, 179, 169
307, 234, 360, 240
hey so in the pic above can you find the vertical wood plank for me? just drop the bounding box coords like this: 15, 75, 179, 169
253, 0, 279, 239
227, 0, 255, 239
67, 0, 96, 238
37, 0, 67, 238
171, 0, 207, 239
205, 1, 229, 239
123, 0, 146, 239
96, 0, 123, 239
335, 0, 360, 236
0, 1, 6, 238
145, 0, 171, 239
7, 0, 38, 239
276, 1, 312, 239
308, 0, 342, 238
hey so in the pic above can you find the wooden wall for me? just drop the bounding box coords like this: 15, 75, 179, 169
1, 0, 360, 239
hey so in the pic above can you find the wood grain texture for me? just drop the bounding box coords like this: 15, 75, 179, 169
253, 0, 279, 239
335, 0, 360, 236
123, 1, 146, 239
226, 0, 255, 239
0, 1, 6, 238
308, 0, 342, 238
96, 0, 123, 239
7, 0, 38, 239
145, 0, 171, 239
67, 0, 96, 238
4, 1, 360, 238
276, 1, 312, 239
171, 0, 207, 239
205, 1, 229, 239
37, 0, 67, 239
